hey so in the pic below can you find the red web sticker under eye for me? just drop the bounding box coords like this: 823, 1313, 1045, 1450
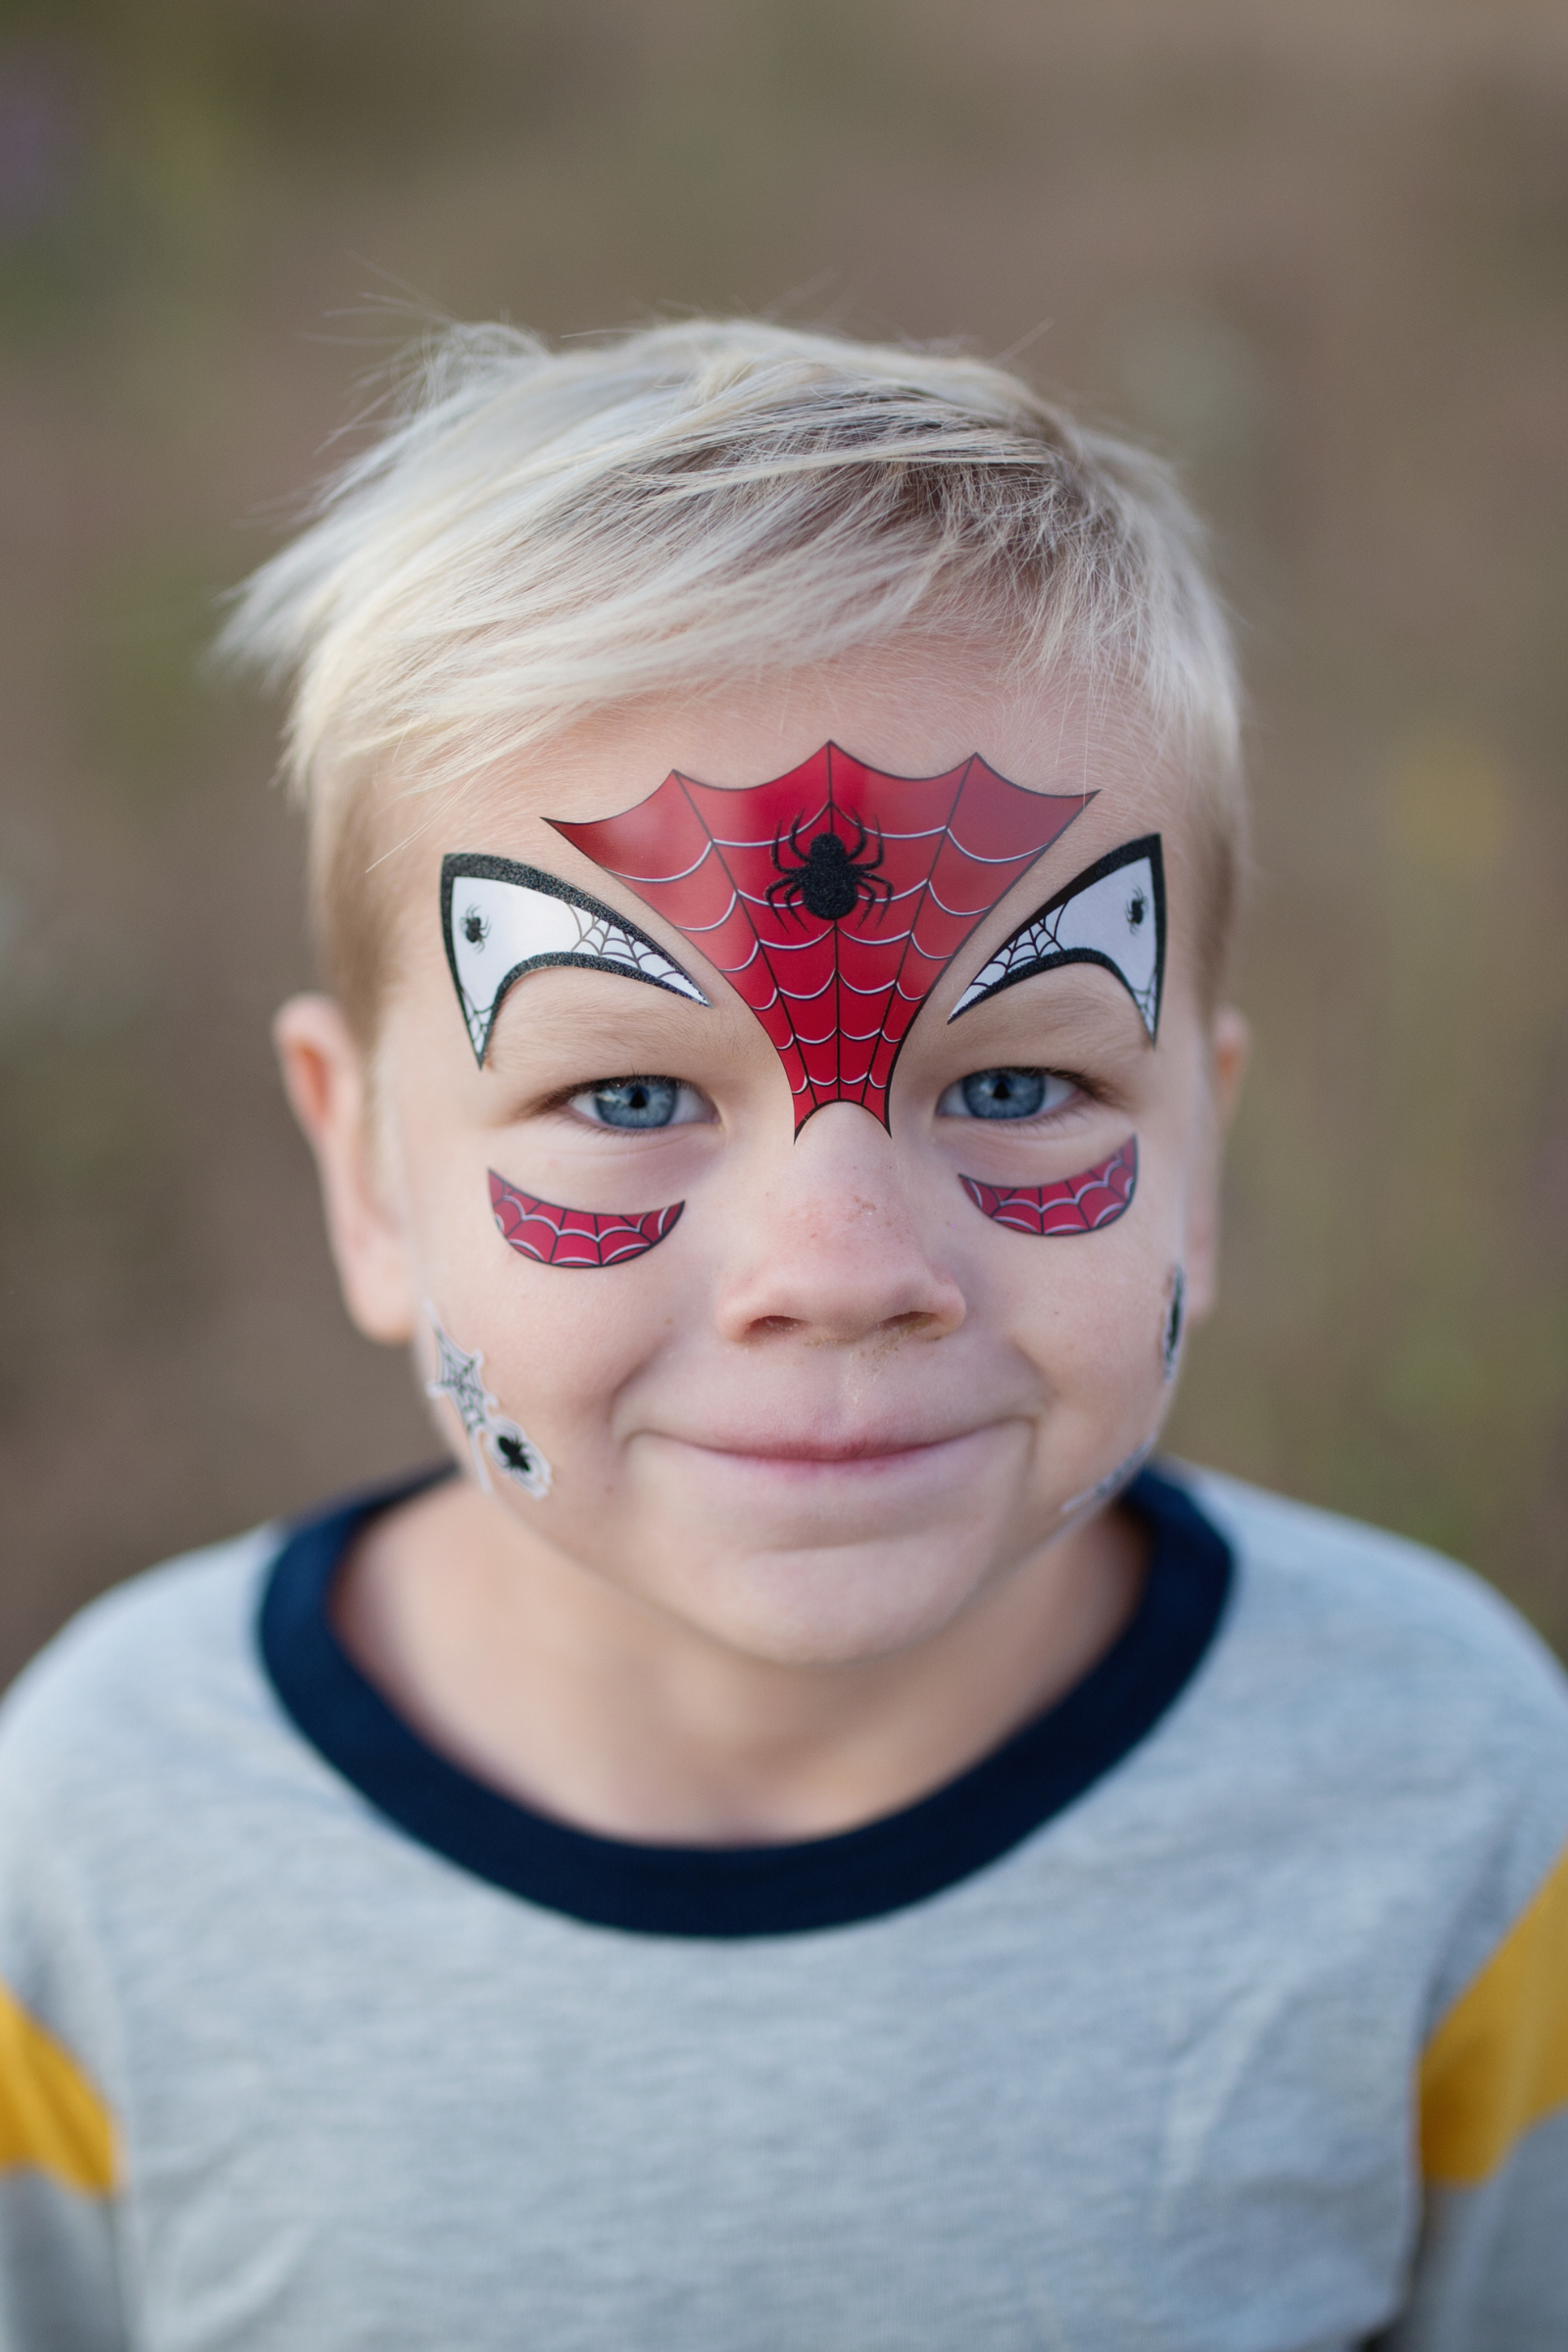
489, 1170, 684, 1269
551, 746, 1086, 1134
960, 1138, 1138, 1236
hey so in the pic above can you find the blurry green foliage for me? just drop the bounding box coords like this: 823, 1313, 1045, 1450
2, 0, 589, 161
0, 1029, 185, 1408
0, 0, 597, 343
1437, 74, 1568, 314
76, 552, 224, 805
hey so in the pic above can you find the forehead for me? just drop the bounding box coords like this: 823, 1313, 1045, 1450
462, 649, 1184, 855
383, 645, 1202, 1041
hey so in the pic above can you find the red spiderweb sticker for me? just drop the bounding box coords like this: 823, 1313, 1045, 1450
489, 1170, 684, 1269
552, 745, 1085, 1133
960, 1138, 1138, 1236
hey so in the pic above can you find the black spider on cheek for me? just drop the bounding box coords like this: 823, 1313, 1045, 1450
494, 1434, 534, 1475
764, 813, 892, 924
463, 907, 489, 949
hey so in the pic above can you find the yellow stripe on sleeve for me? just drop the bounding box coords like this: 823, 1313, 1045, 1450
1420, 1836, 1568, 2187
0, 1981, 117, 2194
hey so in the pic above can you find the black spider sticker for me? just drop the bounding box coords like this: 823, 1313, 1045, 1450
765, 815, 892, 924
423, 1308, 552, 1496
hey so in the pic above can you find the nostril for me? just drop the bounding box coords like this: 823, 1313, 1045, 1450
751, 1314, 804, 1336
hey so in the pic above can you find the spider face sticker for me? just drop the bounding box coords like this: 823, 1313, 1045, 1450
551, 744, 1087, 1133
441, 856, 708, 1065
490, 1171, 683, 1270
424, 1308, 552, 1496
959, 1138, 1138, 1237
1161, 1264, 1186, 1381
951, 835, 1165, 1042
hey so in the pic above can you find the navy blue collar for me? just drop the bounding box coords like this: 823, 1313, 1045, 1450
259, 1464, 1231, 1939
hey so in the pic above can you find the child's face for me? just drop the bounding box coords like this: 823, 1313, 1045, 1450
290, 648, 1244, 1667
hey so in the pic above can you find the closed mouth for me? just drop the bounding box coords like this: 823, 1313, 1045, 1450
660, 1424, 994, 1470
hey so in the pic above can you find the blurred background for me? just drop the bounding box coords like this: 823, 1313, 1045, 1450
1, 0, 1565, 1684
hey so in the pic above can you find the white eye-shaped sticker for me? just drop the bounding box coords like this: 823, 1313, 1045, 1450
950, 834, 1165, 1041
441, 854, 709, 1065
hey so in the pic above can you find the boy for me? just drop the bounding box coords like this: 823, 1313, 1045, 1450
1, 318, 1565, 2350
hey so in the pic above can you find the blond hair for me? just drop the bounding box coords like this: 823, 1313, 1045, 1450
220, 317, 1244, 1031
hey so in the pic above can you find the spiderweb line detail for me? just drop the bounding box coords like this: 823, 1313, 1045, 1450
441, 855, 707, 1064
950, 836, 1165, 1040
489, 1171, 684, 1269
423, 1307, 552, 1494
551, 745, 1088, 1132
959, 1137, 1138, 1236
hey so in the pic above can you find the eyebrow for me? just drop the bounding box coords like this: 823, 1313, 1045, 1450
940, 975, 1154, 1060
483, 970, 717, 1065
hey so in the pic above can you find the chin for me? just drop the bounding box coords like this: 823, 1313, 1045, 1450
667, 1537, 1002, 1669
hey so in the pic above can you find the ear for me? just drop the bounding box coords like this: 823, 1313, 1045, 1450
273, 995, 418, 1346
1179, 1004, 1250, 1324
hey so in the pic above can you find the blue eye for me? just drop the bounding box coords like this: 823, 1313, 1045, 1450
585, 1077, 680, 1128
938, 1068, 1074, 1121
961, 1068, 1047, 1119
566, 1073, 710, 1132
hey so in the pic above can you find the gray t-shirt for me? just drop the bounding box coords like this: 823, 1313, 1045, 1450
1, 1463, 1566, 2351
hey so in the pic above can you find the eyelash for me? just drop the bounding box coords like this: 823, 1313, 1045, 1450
546, 1076, 712, 1131
533, 1066, 1101, 1123
534, 1076, 662, 1115
936, 1067, 1092, 1124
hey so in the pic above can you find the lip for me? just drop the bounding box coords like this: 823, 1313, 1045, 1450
702, 1433, 961, 1462
652, 1422, 1004, 1475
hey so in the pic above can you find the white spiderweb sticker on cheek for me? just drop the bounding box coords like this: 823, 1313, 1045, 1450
951, 835, 1166, 1040
424, 1307, 552, 1496
440, 855, 708, 1064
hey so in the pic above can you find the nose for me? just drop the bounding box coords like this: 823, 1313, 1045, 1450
714, 1104, 967, 1348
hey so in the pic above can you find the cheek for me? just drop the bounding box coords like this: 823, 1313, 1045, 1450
411, 1152, 682, 1446
980, 1175, 1179, 1417
435, 1248, 679, 1444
